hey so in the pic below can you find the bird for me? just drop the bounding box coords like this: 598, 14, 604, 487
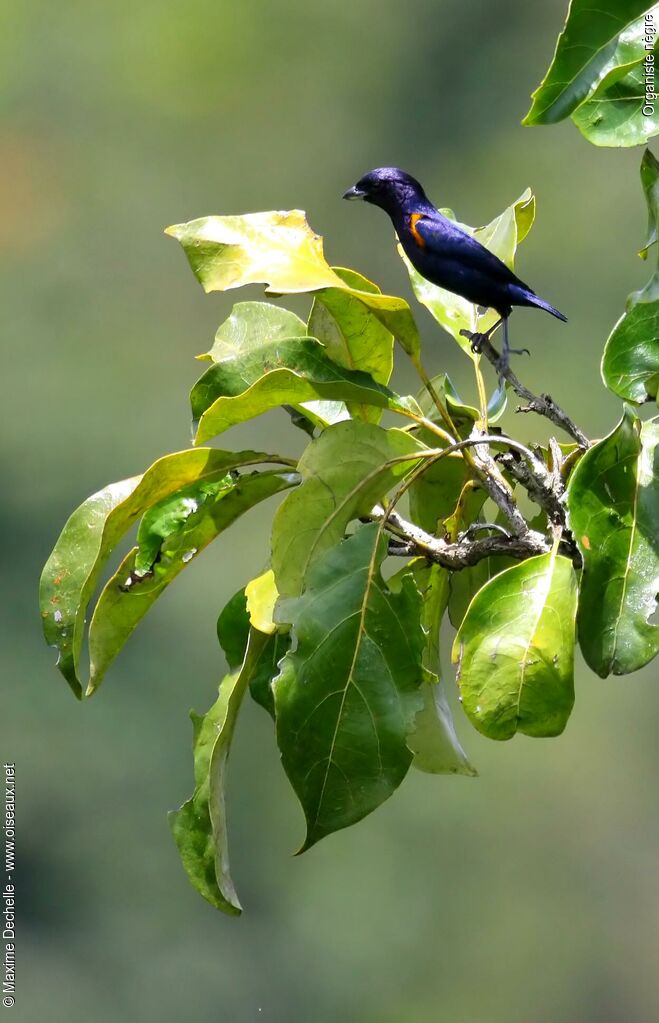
342, 167, 566, 372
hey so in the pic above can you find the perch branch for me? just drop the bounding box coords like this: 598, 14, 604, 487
470, 334, 590, 449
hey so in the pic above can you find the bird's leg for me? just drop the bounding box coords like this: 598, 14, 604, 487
498, 318, 531, 377
460, 316, 530, 368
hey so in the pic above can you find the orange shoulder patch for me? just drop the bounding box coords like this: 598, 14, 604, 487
409, 213, 426, 248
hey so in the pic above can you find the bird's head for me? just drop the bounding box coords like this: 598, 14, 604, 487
342, 167, 428, 215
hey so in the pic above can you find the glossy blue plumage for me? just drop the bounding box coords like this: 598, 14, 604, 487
343, 167, 566, 323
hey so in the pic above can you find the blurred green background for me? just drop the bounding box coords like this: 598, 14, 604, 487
3, 2, 658, 1020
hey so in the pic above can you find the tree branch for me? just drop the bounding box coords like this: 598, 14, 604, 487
377, 508, 551, 570
474, 335, 590, 449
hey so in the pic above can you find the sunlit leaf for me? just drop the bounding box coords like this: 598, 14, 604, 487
167, 209, 421, 358
452, 549, 578, 740
271, 421, 426, 598
308, 267, 394, 422
573, 37, 659, 146
87, 471, 297, 695
190, 337, 406, 445
398, 190, 535, 351
448, 554, 515, 629
169, 629, 271, 914
523, 0, 653, 126
245, 568, 279, 634
39, 448, 293, 698
274, 524, 424, 849
199, 301, 307, 362
603, 150, 659, 403
566, 407, 658, 676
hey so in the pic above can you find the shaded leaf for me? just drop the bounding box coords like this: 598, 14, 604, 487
86, 471, 297, 695
169, 629, 271, 914
603, 150, 659, 403
271, 421, 426, 598
402, 562, 476, 776
166, 209, 421, 358
566, 408, 658, 676
217, 582, 290, 717
409, 448, 485, 535
190, 337, 405, 445
274, 524, 424, 849
217, 589, 250, 669
398, 191, 535, 351
523, 0, 652, 126
452, 549, 578, 740
40, 447, 293, 698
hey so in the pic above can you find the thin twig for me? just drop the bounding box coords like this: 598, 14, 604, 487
473, 335, 590, 449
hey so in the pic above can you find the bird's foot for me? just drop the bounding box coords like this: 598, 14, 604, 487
459, 328, 487, 354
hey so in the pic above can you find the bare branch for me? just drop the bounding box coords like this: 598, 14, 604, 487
376, 508, 551, 570
474, 336, 590, 449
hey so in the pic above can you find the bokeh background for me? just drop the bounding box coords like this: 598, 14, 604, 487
3, 2, 658, 1020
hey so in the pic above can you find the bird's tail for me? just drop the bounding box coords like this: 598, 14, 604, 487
523, 291, 568, 322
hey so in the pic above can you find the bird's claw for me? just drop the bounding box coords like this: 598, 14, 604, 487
459, 328, 486, 354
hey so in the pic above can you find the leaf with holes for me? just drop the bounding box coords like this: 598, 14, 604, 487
39, 448, 294, 698
86, 471, 297, 695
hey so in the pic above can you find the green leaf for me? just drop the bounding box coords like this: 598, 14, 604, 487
603, 150, 659, 403
190, 337, 405, 445
402, 562, 476, 776
274, 524, 424, 849
523, 0, 653, 126
566, 408, 658, 676
409, 453, 476, 534
216, 582, 290, 717
398, 190, 535, 351
166, 209, 422, 358
448, 554, 516, 629
39, 448, 293, 698
573, 39, 659, 146
86, 471, 297, 695
271, 421, 426, 598
246, 628, 292, 718
308, 267, 394, 423
217, 589, 250, 669
199, 301, 307, 363
169, 629, 271, 914
452, 549, 578, 740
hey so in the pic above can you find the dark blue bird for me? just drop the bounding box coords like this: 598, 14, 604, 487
343, 167, 566, 370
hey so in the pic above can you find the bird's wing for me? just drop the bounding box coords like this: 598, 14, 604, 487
414, 213, 530, 289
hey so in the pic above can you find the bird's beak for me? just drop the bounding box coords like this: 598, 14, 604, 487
342, 185, 366, 201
